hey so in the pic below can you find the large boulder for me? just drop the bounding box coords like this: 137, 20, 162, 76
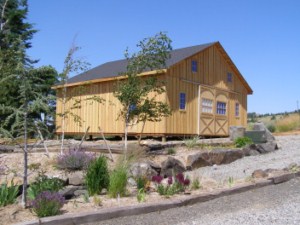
161, 157, 186, 177
253, 122, 275, 142
229, 126, 246, 141
256, 141, 278, 154
59, 185, 85, 199
129, 162, 158, 179
68, 171, 85, 186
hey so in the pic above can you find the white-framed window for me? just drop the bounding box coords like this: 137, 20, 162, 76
202, 98, 213, 113
179, 92, 186, 110
235, 102, 240, 117
216, 101, 226, 115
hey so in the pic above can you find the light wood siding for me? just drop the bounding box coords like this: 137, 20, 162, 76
55, 75, 167, 135
165, 44, 249, 136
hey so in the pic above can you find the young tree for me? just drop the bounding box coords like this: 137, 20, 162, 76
114, 32, 172, 155
0, 67, 54, 207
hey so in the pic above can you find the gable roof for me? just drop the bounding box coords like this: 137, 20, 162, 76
67, 42, 216, 84
56, 42, 252, 94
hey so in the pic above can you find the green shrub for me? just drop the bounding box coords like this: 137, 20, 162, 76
184, 136, 199, 149
108, 165, 128, 198
85, 156, 109, 195
166, 148, 176, 155
0, 179, 19, 207
27, 173, 64, 200
267, 124, 276, 133
234, 137, 253, 148
31, 191, 65, 217
136, 176, 148, 190
137, 188, 146, 203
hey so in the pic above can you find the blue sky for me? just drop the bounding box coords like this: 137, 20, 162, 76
27, 0, 300, 114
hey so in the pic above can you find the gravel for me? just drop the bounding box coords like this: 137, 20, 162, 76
186, 135, 300, 182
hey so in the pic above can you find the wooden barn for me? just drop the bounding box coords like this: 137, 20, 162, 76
54, 42, 253, 139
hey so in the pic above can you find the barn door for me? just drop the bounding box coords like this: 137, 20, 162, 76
215, 91, 229, 136
199, 87, 215, 135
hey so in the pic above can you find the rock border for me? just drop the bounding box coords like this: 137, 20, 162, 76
16, 171, 300, 225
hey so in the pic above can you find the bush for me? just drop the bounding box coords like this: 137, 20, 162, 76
136, 176, 148, 190
31, 191, 65, 217
267, 124, 276, 133
0, 179, 19, 207
234, 137, 253, 148
27, 173, 65, 200
108, 165, 128, 198
56, 149, 95, 171
85, 155, 109, 195
166, 148, 176, 155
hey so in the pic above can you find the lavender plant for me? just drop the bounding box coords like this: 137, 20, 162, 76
31, 191, 65, 217
56, 149, 95, 171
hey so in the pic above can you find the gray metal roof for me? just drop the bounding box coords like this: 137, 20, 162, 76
67, 42, 216, 84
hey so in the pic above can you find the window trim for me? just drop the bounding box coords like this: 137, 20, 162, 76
179, 92, 186, 110
201, 98, 213, 114
216, 101, 227, 115
235, 102, 240, 117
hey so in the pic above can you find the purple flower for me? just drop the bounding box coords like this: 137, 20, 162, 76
31, 191, 65, 208
183, 178, 190, 186
176, 173, 184, 183
167, 176, 173, 185
56, 149, 95, 170
152, 175, 163, 184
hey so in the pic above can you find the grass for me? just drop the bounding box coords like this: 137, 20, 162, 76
184, 136, 199, 149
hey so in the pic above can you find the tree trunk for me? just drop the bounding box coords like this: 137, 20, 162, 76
124, 111, 129, 160
138, 119, 146, 145
60, 87, 66, 154
22, 109, 28, 208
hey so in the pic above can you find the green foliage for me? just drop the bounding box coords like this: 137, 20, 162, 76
0, 179, 19, 207
27, 173, 64, 200
234, 137, 253, 148
108, 165, 128, 198
184, 136, 199, 149
267, 124, 276, 133
85, 156, 109, 196
137, 188, 146, 203
191, 178, 201, 190
228, 176, 234, 187
31, 191, 65, 217
166, 148, 176, 155
136, 176, 148, 190
114, 32, 172, 150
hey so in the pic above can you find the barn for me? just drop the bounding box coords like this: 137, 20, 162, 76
53, 41, 253, 139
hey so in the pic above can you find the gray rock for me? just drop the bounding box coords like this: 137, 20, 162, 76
252, 169, 268, 178
59, 185, 85, 199
253, 122, 275, 142
68, 171, 85, 186
127, 177, 137, 187
256, 141, 278, 154
74, 189, 88, 197
229, 126, 246, 141
161, 156, 186, 177
243, 144, 260, 156
129, 162, 158, 179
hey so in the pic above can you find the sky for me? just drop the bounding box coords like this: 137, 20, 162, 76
26, 0, 300, 114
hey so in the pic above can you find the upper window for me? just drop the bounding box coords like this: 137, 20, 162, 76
216, 101, 226, 115
192, 60, 197, 72
227, 72, 233, 83
235, 103, 240, 117
202, 98, 213, 113
179, 93, 186, 110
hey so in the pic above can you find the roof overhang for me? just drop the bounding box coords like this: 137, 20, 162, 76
52, 69, 167, 89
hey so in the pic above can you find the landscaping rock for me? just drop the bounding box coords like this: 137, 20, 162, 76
187, 149, 245, 170
74, 189, 88, 197
127, 177, 137, 187
59, 185, 85, 199
256, 141, 278, 154
129, 162, 158, 179
161, 156, 186, 177
253, 122, 275, 142
243, 144, 260, 156
252, 169, 268, 178
229, 126, 246, 141
68, 171, 85, 186
146, 160, 162, 174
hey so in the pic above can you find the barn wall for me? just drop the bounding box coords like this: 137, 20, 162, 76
165, 45, 249, 136
55, 75, 167, 135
